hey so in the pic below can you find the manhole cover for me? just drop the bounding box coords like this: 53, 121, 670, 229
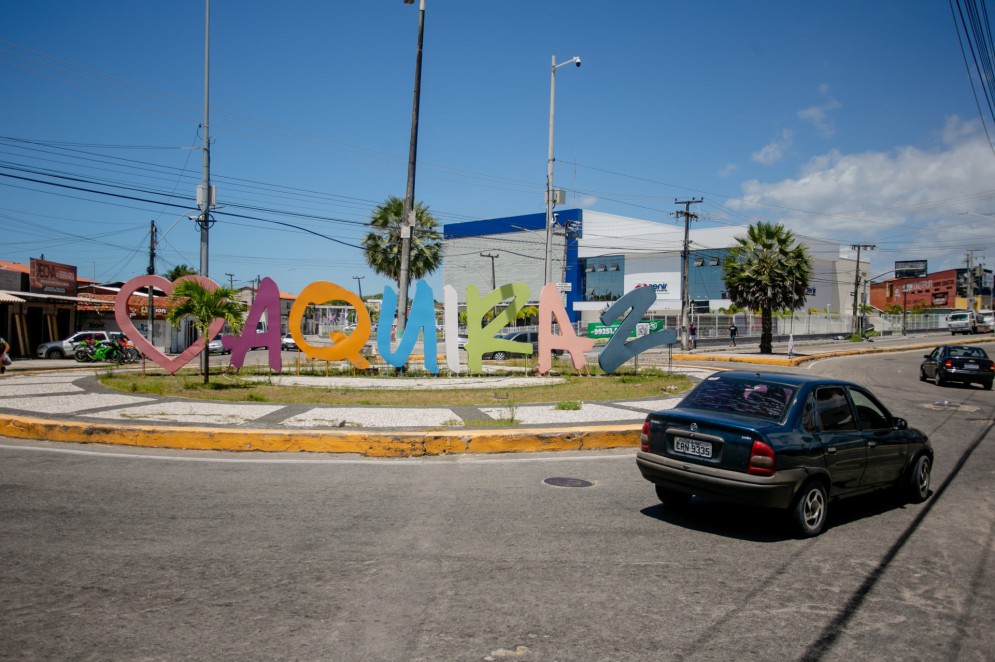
544, 477, 594, 488
922, 401, 980, 413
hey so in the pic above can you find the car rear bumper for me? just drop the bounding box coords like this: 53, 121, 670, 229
636, 451, 807, 509
941, 369, 993, 384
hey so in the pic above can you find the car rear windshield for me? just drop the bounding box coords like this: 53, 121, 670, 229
681, 377, 796, 421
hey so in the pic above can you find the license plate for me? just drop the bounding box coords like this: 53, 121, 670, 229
674, 437, 712, 458
964, 362, 978, 370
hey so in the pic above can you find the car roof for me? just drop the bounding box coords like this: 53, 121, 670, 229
716, 371, 855, 389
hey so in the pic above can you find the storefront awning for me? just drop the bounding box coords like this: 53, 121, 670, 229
0, 290, 26, 303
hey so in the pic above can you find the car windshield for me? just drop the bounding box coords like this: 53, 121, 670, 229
950, 346, 988, 359
681, 376, 796, 421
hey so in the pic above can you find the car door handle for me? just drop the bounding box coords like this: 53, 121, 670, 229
868, 441, 877, 448
827, 447, 837, 454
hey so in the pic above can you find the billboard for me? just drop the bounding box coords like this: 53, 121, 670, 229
895, 260, 927, 279
30, 258, 77, 296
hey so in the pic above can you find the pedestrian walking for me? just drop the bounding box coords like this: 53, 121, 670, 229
688, 322, 697, 350
728, 322, 738, 347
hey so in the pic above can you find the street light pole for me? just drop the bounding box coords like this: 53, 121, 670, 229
352, 275, 364, 301
545, 55, 581, 287
197, 0, 214, 378
397, 0, 426, 335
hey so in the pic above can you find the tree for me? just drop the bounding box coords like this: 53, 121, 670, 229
362, 196, 443, 286
164, 264, 198, 281
722, 222, 812, 354
165, 280, 246, 384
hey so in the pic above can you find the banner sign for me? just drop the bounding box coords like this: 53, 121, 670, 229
587, 319, 664, 338
30, 258, 77, 296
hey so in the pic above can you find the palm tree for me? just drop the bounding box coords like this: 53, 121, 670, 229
362, 196, 442, 286
723, 222, 812, 354
164, 264, 198, 281
165, 280, 246, 384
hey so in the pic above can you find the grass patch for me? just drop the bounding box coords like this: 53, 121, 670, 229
555, 401, 582, 411
99, 367, 692, 407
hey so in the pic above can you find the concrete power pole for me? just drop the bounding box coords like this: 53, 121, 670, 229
397, 0, 426, 336
850, 244, 875, 335
147, 220, 156, 345
676, 198, 703, 351
966, 250, 980, 310
479, 253, 499, 290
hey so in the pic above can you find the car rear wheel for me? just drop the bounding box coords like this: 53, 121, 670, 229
983, 380, 993, 391
791, 480, 828, 537
905, 454, 931, 503
46, 348, 65, 359
655, 484, 692, 508
935, 371, 945, 386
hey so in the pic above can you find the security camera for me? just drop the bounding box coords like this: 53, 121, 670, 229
574, 57, 582, 67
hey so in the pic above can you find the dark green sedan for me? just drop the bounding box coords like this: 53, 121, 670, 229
636, 372, 933, 537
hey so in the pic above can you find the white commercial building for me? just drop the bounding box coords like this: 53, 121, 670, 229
443, 209, 862, 325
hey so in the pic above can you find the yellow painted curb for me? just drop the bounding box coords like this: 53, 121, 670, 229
0, 414, 641, 457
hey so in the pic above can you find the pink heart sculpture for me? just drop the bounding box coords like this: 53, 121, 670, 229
114, 275, 225, 374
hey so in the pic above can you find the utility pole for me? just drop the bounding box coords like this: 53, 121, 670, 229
196, 0, 214, 378
479, 253, 499, 290
966, 250, 980, 310
147, 220, 156, 345
850, 244, 875, 335
352, 275, 365, 301
397, 0, 426, 337
676, 198, 702, 351
225, 272, 235, 288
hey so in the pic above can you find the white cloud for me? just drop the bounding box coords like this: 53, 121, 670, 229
751, 129, 794, 165
728, 118, 995, 273
797, 84, 842, 138
718, 162, 739, 177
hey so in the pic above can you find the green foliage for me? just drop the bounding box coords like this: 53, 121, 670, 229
163, 264, 198, 281
722, 222, 812, 354
165, 280, 246, 385
362, 196, 443, 286
555, 401, 582, 411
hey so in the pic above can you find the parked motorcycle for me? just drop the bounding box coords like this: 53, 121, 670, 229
74, 337, 140, 364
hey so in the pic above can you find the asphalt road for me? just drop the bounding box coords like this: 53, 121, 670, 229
1, 346, 993, 661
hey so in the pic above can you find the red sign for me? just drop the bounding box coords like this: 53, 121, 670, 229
29, 258, 77, 296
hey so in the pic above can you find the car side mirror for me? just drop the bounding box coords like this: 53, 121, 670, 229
924, 354, 931, 359
893, 417, 908, 430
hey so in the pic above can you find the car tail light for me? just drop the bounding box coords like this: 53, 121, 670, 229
640, 420, 650, 452
943, 359, 953, 369
748, 439, 776, 476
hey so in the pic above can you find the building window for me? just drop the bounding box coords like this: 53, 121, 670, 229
709, 256, 720, 266
694, 258, 705, 267
581, 257, 624, 302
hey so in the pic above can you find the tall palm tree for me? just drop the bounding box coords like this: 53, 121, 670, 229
165, 280, 246, 384
723, 222, 812, 354
362, 196, 442, 286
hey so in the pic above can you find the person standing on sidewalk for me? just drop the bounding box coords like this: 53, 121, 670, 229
728, 322, 738, 347
0, 336, 10, 374
688, 322, 697, 350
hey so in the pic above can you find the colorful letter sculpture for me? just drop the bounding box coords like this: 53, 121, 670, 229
113, 274, 225, 374
597, 286, 677, 374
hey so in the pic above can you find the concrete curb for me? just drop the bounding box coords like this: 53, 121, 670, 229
0, 414, 640, 457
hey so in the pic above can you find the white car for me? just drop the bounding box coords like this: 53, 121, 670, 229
281, 333, 298, 351
207, 332, 231, 354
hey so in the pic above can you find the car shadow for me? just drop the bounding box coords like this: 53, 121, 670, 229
640, 490, 929, 542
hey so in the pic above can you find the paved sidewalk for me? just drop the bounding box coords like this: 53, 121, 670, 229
0, 331, 985, 456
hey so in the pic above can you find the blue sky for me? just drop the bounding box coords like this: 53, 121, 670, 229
2, 1, 994, 297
